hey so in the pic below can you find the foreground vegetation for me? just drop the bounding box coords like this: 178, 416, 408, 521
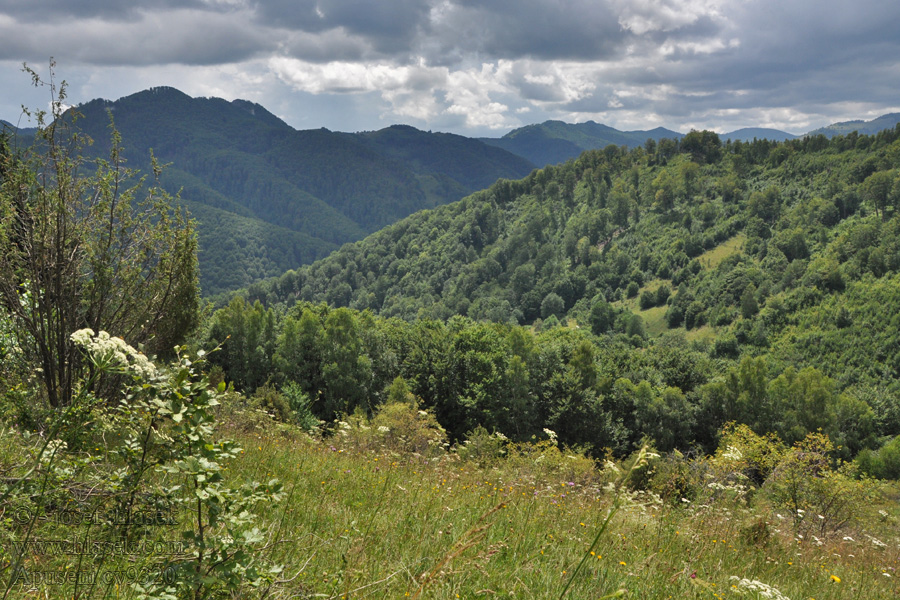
2, 376, 899, 598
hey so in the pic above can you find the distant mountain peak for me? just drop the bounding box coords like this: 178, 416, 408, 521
806, 112, 900, 138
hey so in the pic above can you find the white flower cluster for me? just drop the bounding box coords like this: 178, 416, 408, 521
729, 576, 791, 600
70, 328, 156, 378
721, 445, 744, 461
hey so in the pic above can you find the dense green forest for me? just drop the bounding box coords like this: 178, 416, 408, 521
58, 87, 535, 295
205, 127, 900, 474
480, 120, 683, 166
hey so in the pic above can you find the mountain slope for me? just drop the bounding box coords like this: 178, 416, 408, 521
721, 127, 798, 142
37, 87, 534, 295
481, 120, 683, 166
806, 113, 900, 138
244, 126, 900, 396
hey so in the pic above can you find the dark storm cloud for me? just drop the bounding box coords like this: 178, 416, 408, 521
254, 0, 432, 56
0, 0, 210, 23
0, 7, 273, 66
426, 0, 628, 64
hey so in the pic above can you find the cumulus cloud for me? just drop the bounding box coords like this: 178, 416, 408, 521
1, 0, 899, 135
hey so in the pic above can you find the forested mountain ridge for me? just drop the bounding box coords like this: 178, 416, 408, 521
721, 128, 798, 142
480, 116, 900, 166
808, 113, 900, 138
480, 120, 684, 166
44, 87, 535, 295
229, 128, 900, 450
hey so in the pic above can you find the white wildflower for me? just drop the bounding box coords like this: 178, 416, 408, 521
70, 328, 95, 346
40, 439, 68, 465
729, 576, 791, 600
377, 426, 390, 434
71, 329, 156, 377
543, 428, 557, 443
721, 445, 743, 461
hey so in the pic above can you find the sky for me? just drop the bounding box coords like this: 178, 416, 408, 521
1, 0, 899, 137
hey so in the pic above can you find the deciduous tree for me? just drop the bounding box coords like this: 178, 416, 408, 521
0, 66, 199, 408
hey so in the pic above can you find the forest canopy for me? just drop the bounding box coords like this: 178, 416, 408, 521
206, 125, 900, 468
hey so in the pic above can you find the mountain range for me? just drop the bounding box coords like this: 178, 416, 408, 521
14, 87, 535, 295
3, 88, 899, 295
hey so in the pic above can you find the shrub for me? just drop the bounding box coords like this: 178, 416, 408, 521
456, 425, 509, 466
763, 432, 877, 538
714, 423, 785, 486
336, 400, 448, 458
856, 435, 900, 480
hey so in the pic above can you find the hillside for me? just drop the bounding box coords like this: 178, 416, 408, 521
721, 127, 799, 142
42, 87, 534, 295
807, 113, 900, 138
229, 127, 900, 449
481, 120, 683, 166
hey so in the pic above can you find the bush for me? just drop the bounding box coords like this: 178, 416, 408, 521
250, 382, 292, 422
712, 334, 740, 359
763, 432, 876, 538
1, 330, 285, 600
856, 435, 900, 479
656, 284, 671, 306
336, 401, 448, 458
456, 425, 509, 466
541, 292, 565, 319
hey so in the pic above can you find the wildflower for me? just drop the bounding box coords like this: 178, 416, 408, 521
729, 576, 791, 600
71, 329, 156, 378
721, 445, 743, 460
830, 575, 840, 583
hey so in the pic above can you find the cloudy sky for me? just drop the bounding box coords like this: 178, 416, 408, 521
1, 0, 899, 137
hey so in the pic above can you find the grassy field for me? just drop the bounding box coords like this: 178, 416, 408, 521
238, 425, 900, 599
2, 405, 899, 600
696, 234, 747, 270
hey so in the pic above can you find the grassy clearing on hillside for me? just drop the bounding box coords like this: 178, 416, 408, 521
615, 234, 748, 341
697, 234, 746, 270
616, 278, 671, 336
